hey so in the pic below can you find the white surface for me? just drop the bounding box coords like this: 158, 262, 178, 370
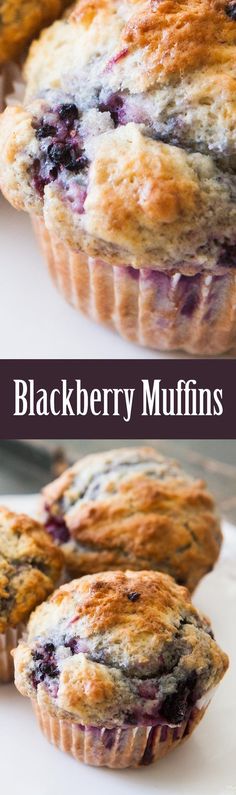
1, 493, 236, 795
0, 196, 234, 359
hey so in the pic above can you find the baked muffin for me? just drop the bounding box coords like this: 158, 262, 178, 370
0, 0, 72, 65
13, 570, 228, 768
1, 0, 236, 354
40, 446, 222, 590
0, 506, 63, 683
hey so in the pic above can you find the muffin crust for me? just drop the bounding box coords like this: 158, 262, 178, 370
41, 446, 222, 590
13, 570, 228, 728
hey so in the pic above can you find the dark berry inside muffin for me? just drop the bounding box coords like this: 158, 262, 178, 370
225, 2, 236, 20
31, 100, 89, 203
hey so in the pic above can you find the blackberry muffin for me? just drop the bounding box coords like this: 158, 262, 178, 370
0, 506, 63, 683
13, 570, 228, 768
40, 446, 222, 590
0, 1, 72, 65
1, 0, 236, 353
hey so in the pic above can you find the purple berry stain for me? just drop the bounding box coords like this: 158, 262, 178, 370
99, 93, 125, 127
65, 636, 89, 654
105, 48, 129, 71
45, 515, 70, 544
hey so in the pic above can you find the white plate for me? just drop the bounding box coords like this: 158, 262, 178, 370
0, 196, 234, 360
1, 494, 236, 795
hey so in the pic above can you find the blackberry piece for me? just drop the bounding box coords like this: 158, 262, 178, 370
58, 103, 79, 123
44, 643, 55, 654
48, 142, 84, 172
127, 592, 140, 602
48, 142, 75, 167
77, 155, 89, 171
36, 124, 56, 140
32, 642, 59, 686
46, 517, 70, 544
161, 672, 197, 724
49, 166, 59, 181
218, 242, 236, 267
225, 2, 236, 19
38, 661, 59, 678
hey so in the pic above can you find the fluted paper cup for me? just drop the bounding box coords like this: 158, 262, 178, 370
32, 700, 205, 768
0, 625, 24, 683
32, 215, 236, 356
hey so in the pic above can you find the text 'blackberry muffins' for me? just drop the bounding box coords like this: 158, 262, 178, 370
0, 0, 72, 65
0, 506, 63, 682
1, 0, 236, 353
13, 570, 229, 768
40, 446, 222, 590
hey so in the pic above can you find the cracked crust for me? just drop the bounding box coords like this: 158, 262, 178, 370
121, 0, 236, 85
0, 0, 236, 273
0, 506, 63, 632
0, 0, 72, 65
13, 570, 229, 727
23, 0, 236, 95
40, 446, 222, 591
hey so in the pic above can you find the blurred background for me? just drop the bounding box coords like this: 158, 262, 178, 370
0, 439, 235, 523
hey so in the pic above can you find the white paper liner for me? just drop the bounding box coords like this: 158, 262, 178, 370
32, 216, 236, 355
0, 625, 24, 683
0, 61, 25, 111
32, 700, 206, 769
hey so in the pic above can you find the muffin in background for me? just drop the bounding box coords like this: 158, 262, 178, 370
0, 0, 72, 65
13, 570, 228, 768
40, 446, 222, 591
0, 506, 63, 682
1, 0, 236, 353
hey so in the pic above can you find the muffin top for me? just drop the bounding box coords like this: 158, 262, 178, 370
14, 570, 228, 728
0, 0, 236, 273
0, 0, 71, 65
41, 446, 222, 591
0, 506, 63, 633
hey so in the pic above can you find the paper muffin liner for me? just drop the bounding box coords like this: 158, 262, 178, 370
0, 62, 24, 111
0, 625, 24, 683
32, 700, 205, 769
32, 215, 236, 355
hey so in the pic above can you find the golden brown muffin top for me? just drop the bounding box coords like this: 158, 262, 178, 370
42, 446, 222, 591
24, 0, 236, 95
14, 570, 229, 727
0, 506, 63, 632
72, 0, 236, 87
